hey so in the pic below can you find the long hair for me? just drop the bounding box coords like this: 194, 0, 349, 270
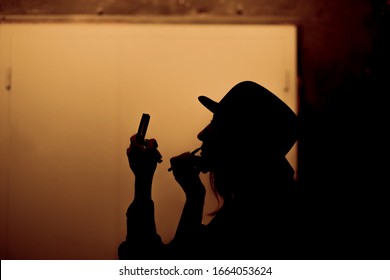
207, 155, 297, 216
208, 171, 223, 216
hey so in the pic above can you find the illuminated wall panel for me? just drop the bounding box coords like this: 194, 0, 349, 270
0, 23, 297, 259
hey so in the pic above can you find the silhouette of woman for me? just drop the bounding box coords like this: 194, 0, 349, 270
118, 81, 303, 260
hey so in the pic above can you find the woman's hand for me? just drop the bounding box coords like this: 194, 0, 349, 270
170, 152, 205, 199
127, 134, 162, 180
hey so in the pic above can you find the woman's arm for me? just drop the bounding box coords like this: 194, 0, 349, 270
169, 152, 206, 254
118, 135, 163, 259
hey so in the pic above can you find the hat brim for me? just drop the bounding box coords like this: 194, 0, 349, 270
198, 96, 218, 113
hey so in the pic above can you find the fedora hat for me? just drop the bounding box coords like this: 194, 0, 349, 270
198, 81, 298, 157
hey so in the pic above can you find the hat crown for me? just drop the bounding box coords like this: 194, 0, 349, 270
201, 81, 298, 156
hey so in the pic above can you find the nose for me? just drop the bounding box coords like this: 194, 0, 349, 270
197, 124, 210, 141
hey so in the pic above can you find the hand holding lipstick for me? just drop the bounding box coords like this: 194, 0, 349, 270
168, 147, 201, 172
168, 148, 205, 198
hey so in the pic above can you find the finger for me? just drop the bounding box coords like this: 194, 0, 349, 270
174, 152, 191, 160
130, 134, 147, 151
146, 138, 158, 149
170, 152, 191, 167
127, 145, 140, 157
155, 149, 163, 163
144, 138, 162, 162
130, 134, 138, 144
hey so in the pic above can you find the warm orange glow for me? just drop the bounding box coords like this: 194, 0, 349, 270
0, 23, 297, 259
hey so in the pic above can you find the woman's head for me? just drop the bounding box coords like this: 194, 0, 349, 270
198, 81, 298, 170
197, 81, 298, 200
